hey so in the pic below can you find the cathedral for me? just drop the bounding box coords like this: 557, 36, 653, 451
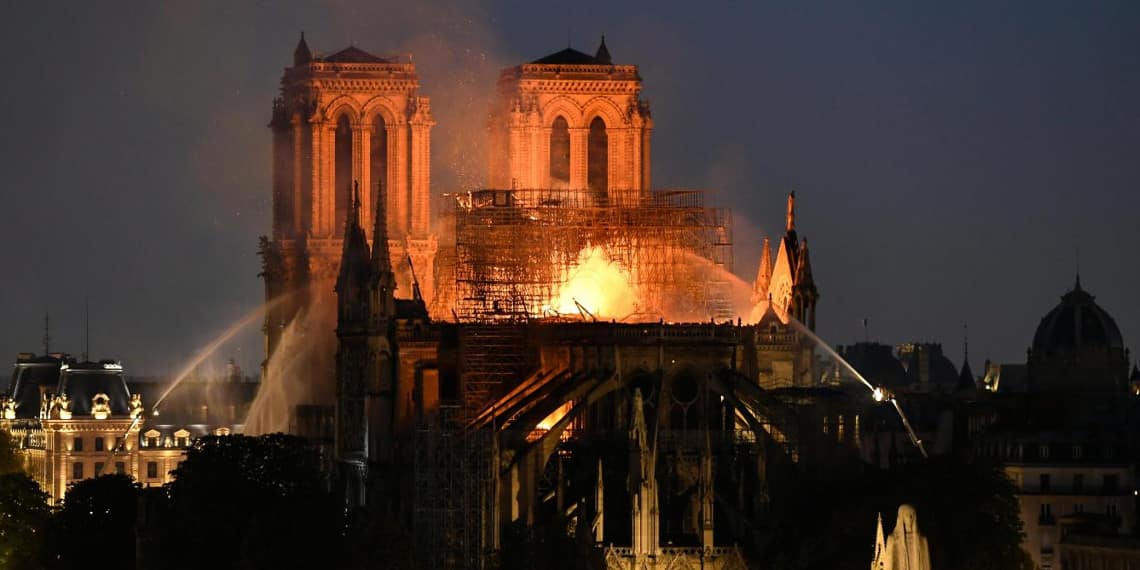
254, 36, 831, 568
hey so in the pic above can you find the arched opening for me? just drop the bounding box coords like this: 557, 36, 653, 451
549, 116, 570, 187
587, 117, 608, 200
369, 115, 388, 221
334, 114, 353, 231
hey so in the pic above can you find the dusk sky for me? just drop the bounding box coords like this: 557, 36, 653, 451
1, 1, 1137, 376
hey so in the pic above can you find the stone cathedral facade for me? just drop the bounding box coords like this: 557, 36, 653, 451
262, 35, 437, 369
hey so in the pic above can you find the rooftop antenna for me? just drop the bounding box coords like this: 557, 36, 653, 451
84, 297, 90, 362
1075, 246, 1081, 289
43, 312, 51, 355
963, 322, 969, 367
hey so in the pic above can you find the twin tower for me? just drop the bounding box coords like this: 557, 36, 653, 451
261, 35, 653, 363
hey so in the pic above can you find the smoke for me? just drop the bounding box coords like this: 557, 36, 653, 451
243, 289, 336, 434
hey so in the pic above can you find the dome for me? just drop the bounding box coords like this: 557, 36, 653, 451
1032, 278, 1124, 355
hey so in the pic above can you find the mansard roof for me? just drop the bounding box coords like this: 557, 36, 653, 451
321, 45, 390, 64
7, 354, 64, 419
57, 360, 133, 417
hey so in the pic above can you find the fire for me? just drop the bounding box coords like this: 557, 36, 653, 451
549, 246, 639, 319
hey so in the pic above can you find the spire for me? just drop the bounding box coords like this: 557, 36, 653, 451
629, 388, 659, 557
699, 412, 715, 550
753, 236, 773, 303
371, 179, 397, 317
958, 322, 975, 392
595, 35, 612, 64
872, 511, 886, 569
594, 458, 605, 543
293, 32, 312, 66
336, 182, 371, 298
785, 191, 796, 233
372, 180, 392, 274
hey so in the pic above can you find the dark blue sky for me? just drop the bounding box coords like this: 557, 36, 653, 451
1, 1, 1137, 375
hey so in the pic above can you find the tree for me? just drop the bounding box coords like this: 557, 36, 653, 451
0, 428, 25, 475
762, 456, 1032, 570
50, 474, 140, 570
152, 434, 341, 570
0, 473, 51, 570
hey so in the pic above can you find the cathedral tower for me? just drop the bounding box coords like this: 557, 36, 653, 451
488, 37, 652, 200
263, 35, 436, 369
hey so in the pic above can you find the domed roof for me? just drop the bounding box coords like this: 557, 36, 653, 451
1032, 277, 1124, 355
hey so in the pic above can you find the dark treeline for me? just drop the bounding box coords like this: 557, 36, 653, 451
0, 432, 1029, 570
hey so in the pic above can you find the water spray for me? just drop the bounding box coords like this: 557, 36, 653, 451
784, 315, 929, 458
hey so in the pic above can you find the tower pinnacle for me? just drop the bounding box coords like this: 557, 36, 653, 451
294, 32, 312, 66
786, 191, 796, 233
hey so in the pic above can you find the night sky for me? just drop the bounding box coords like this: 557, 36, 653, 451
1, 1, 1137, 376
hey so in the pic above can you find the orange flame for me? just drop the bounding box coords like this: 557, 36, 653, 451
548, 246, 639, 319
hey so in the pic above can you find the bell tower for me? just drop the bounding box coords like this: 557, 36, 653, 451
263, 34, 437, 370
488, 37, 652, 200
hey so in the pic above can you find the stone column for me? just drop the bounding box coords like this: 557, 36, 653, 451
357, 124, 373, 239
409, 99, 433, 237
387, 123, 409, 237
569, 127, 589, 190
292, 116, 305, 234
310, 122, 325, 237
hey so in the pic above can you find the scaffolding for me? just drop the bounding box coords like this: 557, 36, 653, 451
413, 405, 495, 569
450, 188, 734, 323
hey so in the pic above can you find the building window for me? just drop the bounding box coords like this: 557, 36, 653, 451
94, 437, 104, 452
1107, 503, 1119, 518
1040, 503, 1053, 524
1040, 474, 1051, 493
1072, 445, 1083, 459
1073, 474, 1083, 493
1074, 504, 1084, 513
1039, 445, 1050, 459
114, 462, 125, 475
1104, 474, 1119, 494
147, 436, 158, 447
72, 462, 83, 479
147, 462, 158, 479
73, 437, 83, 452
94, 462, 104, 476
114, 437, 124, 451
549, 116, 570, 184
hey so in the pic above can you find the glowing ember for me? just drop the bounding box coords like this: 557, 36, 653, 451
550, 247, 639, 319
536, 401, 574, 431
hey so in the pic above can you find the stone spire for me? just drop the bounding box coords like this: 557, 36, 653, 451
629, 389, 659, 557
793, 237, 819, 329
593, 458, 605, 543
372, 179, 397, 318
335, 183, 372, 316
752, 236, 773, 304
595, 35, 612, 64
786, 191, 796, 233
872, 512, 886, 569
293, 32, 312, 66
699, 416, 715, 550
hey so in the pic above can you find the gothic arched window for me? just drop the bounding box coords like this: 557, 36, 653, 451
549, 116, 570, 186
334, 114, 353, 232
587, 117, 608, 200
